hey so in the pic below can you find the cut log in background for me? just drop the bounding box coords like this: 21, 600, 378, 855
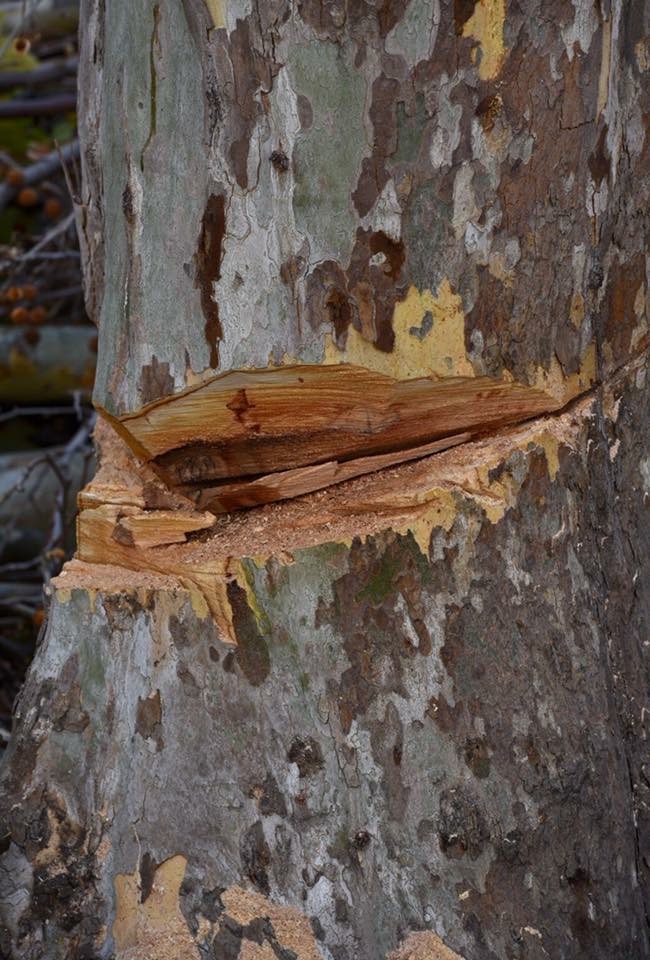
1, 2, 650, 960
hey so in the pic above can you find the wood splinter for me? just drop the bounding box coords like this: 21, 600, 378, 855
186, 432, 472, 513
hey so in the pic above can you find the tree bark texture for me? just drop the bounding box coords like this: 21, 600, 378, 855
2, 2, 650, 960
77, 0, 616, 490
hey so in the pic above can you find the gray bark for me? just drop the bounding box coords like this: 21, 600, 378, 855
2, 2, 650, 960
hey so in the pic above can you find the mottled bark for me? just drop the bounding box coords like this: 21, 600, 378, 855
78, 0, 621, 494
2, 2, 650, 960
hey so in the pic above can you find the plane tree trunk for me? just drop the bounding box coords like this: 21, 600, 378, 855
1, 2, 650, 959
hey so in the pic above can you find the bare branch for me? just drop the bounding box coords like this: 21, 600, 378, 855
0, 93, 76, 117
0, 140, 80, 213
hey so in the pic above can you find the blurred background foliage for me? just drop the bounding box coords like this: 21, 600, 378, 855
0, 1, 94, 748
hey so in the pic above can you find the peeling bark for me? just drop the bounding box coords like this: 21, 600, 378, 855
2, 355, 650, 959
84, 0, 636, 487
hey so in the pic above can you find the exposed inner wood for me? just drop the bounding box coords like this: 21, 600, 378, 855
105, 360, 595, 494
67, 397, 593, 641
185, 432, 471, 513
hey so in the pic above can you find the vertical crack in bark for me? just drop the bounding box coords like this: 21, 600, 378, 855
140, 3, 161, 172
195, 194, 225, 369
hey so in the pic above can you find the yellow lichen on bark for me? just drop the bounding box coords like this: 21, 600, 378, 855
324, 280, 474, 380
204, 0, 226, 29
462, 0, 507, 81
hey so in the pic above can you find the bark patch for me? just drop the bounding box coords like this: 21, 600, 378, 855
307, 229, 406, 352
240, 821, 271, 895
195, 194, 225, 369
438, 785, 490, 860
603, 253, 646, 364
229, 581, 271, 686
287, 737, 324, 778
453, 0, 478, 34
139, 357, 175, 406
136, 690, 164, 751
588, 125, 610, 188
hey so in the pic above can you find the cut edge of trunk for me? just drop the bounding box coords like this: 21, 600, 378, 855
56, 391, 596, 642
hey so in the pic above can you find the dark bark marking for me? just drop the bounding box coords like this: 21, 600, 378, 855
139, 851, 158, 903
249, 771, 288, 817
588, 125, 610, 188
287, 736, 324, 777
296, 0, 347, 41
475, 94, 501, 133
139, 356, 175, 405
240, 820, 271, 895
226, 17, 280, 189
352, 75, 399, 218
135, 690, 164, 751
212, 915, 244, 960
169, 613, 191, 648
212, 912, 299, 960
229, 581, 271, 686
453, 0, 477, 34
178, 879, 225, 934
417, 818, 435, 842
141, 4, 161, 171
335, 897, 349, 923
464, 737, 491, 779
438, 785, 490, 860
377, 0, 409, 37
176, 660, 200, 693
179, 0, 222, 143
603, 252, 646, 365
427, 694, 463, 733
280, 254, 306, 287
50, 676, 90, 735
322, 537, 431, 735
270, 150, 290, 171
464, 37, 598, 380
22, 793, 101, 941
568, 867, 595, 951
296, 93, 313, 129
195, 193, 225, 370
370, 701, 410, 820
306, 230, 406, 354
121, 182, 135, 224
368, 231, 405, 280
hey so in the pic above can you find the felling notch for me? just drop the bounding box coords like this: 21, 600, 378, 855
100, 345, 596, 513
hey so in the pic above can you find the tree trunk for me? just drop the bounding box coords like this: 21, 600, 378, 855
2, 2, 649, 959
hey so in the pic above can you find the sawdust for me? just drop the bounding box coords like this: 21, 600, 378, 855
141, 396, 593, 561
53, 559, 184, 594
388, 930, 466, 960
78, 396, 594, 567
220, 886, 324, 960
